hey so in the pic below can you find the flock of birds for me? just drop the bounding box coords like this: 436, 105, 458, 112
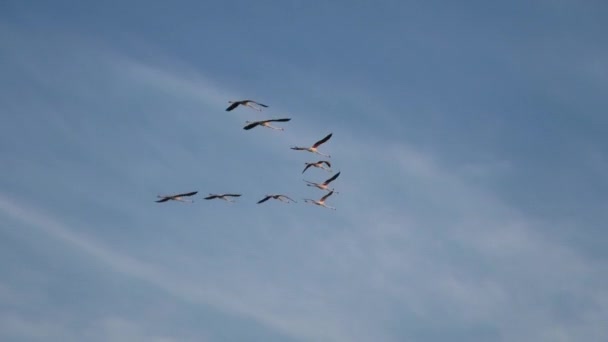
155, 99, 340, 210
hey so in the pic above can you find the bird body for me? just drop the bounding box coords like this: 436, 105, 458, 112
226, 100, 268, 112
291, 133, 333, 157
156, 191, 198, 203
204, 193, 242, 203
304, 171, 341, 192
304, 191, 336, 210
257, 194, 297, 204
244, 118, 291, 131
302, 160, 332, 174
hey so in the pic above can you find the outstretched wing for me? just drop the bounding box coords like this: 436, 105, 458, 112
279, 195, 296, 202
225, 102, 240, 111
302, 163, 313, 174
204, 195, 218, 200
225, 194, 242, 197
323, 171, 341, 185
268, 118, 291, 123
321, 160, 331, 167
257, 196, 271, 204
252, 101, 268, 107
312, 133, 333, 148
320, 191, 334, 202
176, 191, 198, 197
155, 197, 170, 203
243, 121, 261, 130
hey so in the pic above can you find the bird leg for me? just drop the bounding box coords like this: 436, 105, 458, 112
304, 182, 322, 189
315, 151, 331, 158
322, 204, 336, 210
246, 103, 262, 111
264, 124, 284, 131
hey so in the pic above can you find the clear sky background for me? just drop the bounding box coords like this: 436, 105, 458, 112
1, 1, 607, 341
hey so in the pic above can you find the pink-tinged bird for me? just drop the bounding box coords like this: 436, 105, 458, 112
257, 194, 297, 204
303, 171, 340, 192
302, 160, 332, 174
156, 191, 198, 203
290, 133, 333, 157
226, 100, 268, 112
204, 193, 242, 203
304, 191, 337, 210
243, 118, 291, 131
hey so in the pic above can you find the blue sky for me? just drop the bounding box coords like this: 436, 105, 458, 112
1, 1, 607, 341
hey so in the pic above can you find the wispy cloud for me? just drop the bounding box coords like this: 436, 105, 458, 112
0, 195, 368, 341
3, 124, 607, 341
0, 311, 200, 342
2, 18, 607, 342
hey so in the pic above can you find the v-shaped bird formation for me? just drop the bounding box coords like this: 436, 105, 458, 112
156, 98, 340, 210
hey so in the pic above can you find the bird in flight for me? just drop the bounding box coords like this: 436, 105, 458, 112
304, 191, 337, 210
304, 171, 341, 192
156, 191, 198, 203
257, 194, 297, 204
302, 160, 332, 174
243, 118, 291, 131
204, 193, 242, 202
290, 133, 333, 157
226, 100, 268, 112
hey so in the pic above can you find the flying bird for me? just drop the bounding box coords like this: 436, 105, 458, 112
243, 118, 291, 131
155, 191, 198, 203
257, 194, 297, 204
304, 191, 337, 210
290, 133, 333, 157
302, 160, 332, 174
226, 100, 268, 112
204, 193, 242, 202
303, 171, 341, 192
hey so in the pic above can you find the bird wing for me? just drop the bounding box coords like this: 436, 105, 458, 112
252, 101, 268, 107
320, 191, 334, 202
225, 102, 240, 111
243, 121, 261, 130
323, 171, 341, 185
257, 196, 271, 204
322, 160, 331, 167
291, 147, 306, 150
268, 118, 291, 123
279, 195, 296, 202
204, 195, 218, 200
155, 197, 170, 203
225, 194, 242, 197
302, 164, 313, 174
176, 191, 198, 197
312, 133, 333, 148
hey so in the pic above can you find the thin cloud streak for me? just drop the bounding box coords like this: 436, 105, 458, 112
0, 195, 366, 342
2, 29, 608, 341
